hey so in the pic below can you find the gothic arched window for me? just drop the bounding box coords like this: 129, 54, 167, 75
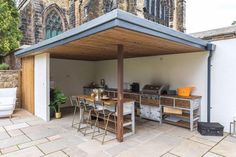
160, 1, 167, 20
151, 0, 155, 16
104, 0, 114, 13
44, 10, 63, 39
156, 0, 160, 18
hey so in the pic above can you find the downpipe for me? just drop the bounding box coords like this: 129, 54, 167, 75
207, 44, 216, 123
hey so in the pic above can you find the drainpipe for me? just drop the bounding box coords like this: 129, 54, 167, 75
207, 43, 216, 123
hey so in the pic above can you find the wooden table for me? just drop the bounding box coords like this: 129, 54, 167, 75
77, 95, 135, 137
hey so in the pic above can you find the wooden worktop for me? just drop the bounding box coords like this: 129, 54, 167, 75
160, 95, 202, 100
78, 95, 135, 105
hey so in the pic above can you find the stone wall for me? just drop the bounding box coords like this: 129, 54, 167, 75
0, 70, 21, 108
3, 53, 21, 70
18, 0, 186, 46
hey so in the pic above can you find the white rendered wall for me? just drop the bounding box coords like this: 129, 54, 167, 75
211, 38, 236, 132
34, 53, 50, 121
50, 59, 95, 107
94, 52, 209, 121
48, 39, 236, 132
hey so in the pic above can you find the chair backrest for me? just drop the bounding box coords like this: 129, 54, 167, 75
0, 88, 17, 98
69, 96, 79, 107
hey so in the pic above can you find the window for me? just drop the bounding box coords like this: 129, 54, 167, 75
160, 2, 165, 20
104, 0, 114, 13
44, 10, 63, 40
144, 0, 169, 26
156, 0, 160, 18
84, 6, 88, 18
151, 0, 155, 16
145, 0, 150, 12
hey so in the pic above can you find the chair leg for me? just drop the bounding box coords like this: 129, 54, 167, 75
72, 106, 77, 127
84, 110, 92, 136
114, 116, 117, 134
102, 114, 111, 145
77, 107, 83, 132
92, 113, 99, 139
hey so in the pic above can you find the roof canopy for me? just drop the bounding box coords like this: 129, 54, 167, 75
16, 9, 211, 61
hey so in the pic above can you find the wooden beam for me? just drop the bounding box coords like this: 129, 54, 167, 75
116, 44, 124, 142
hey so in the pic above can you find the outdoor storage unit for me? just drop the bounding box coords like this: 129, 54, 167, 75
198, 122, 224, 136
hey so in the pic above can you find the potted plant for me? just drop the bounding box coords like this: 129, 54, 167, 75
49, 88, 67, 119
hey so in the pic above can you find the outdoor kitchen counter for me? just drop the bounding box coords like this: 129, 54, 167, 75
105, 88, 142, 95
160, 95, 202, 131
160, 95, 202, 100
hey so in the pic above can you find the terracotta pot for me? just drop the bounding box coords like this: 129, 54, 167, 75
55, 112, 61, 119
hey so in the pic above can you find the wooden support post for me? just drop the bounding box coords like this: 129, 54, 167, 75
117, 44, 124, 142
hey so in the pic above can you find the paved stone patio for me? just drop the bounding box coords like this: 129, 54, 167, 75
0, 109, 235, 157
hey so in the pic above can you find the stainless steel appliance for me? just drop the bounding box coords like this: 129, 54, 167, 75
140, 84, 169, 121
142, 84, 169, 95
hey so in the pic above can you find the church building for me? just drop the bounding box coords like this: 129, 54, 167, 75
16, 0, 186, 45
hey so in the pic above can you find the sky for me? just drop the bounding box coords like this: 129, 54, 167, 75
186, 0, 236, 33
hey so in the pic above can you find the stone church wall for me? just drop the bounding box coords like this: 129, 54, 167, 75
18, 0, 186, 46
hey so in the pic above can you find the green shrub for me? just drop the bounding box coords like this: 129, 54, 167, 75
0, 63, 10, 70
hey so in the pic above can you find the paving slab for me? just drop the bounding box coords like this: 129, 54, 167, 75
7, 129, 24, 137
2, 109, 236, 157
117, 133, 183, 157
0, 146, 19, 154
211, 138, 236, 157
11, 117, 39, 124
161, 153, 178, 157
47, 134, 62, 141
105, 143, 131, 156
0, 146, 44, 157
86, 151, 111, 157
203, 152, 223, 157
0, 126, 5, 132
0, 135, 31, 149
20, 125, 59, 140
18, 138, 49, 149
26, 119, 46, 126
37, 134, 84, 154
224, 135, 236, 143
192, 132, 227, 143
0, 119, 12, 127
44, 151, 68, 157
63, 146, 88, 157
0, 131, 10, 140
4, 123, 29, 131
170, 139, 211, 157
165, 127, 195, 139
190, 136, 217, 147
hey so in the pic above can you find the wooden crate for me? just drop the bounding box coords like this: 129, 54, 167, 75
160, 97, 174, 107
141, 98, 159, 106
175, 99, 190, 108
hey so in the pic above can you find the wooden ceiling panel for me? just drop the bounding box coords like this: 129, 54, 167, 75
48, 27, 203, 60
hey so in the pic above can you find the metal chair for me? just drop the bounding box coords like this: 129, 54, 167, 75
78, 98, 100, 136
69, 96, 82, 128
92, 101, 117, 144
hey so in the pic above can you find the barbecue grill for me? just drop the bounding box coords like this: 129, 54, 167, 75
140, 84, 169, 121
